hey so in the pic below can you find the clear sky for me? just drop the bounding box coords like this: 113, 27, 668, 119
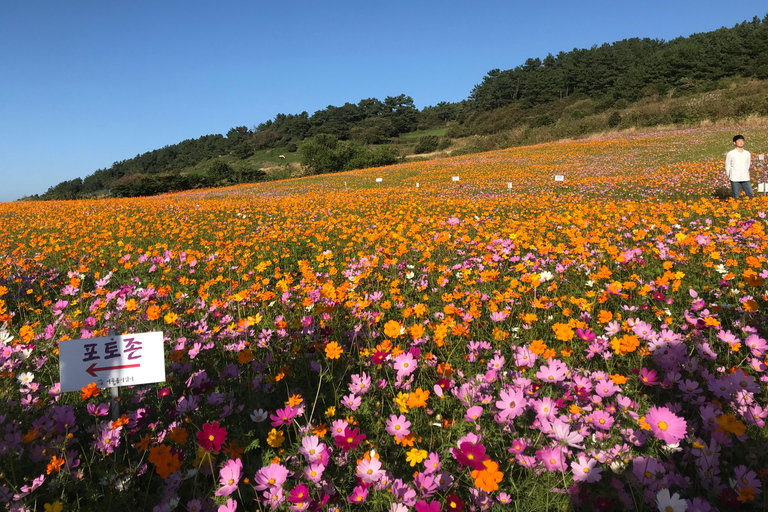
1, 1, 766, 202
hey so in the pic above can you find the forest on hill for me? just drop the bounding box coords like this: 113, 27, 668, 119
29, 14, 768, 200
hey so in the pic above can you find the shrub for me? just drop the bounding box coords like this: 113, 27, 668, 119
608, 111, 622, 128
414, 136, 440, 154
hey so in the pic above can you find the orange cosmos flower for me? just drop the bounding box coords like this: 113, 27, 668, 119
471, 459, 503, 492
148, 444, 182, 479
46, 455, 66, 474
384, 320, 402, 338
406, 388, 429, 408
168, 427, 188, 445
610, 334, 640, 355
146, 304, 161, 320
325, 341, 342, 360
80, 382, 100, 400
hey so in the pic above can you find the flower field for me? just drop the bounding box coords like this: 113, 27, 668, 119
2, 126, 768, 511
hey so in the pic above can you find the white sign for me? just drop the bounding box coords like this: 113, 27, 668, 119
759, 154, 765, 161
759, 183, 766, 193
60, 331, 166, 392
507, 183, 512, 189
416, 182, 419, 188
554, 175, 565, 182
452, 176, 460, 182
375, 178, 383, 183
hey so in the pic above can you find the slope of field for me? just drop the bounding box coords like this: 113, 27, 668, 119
1, 126, 767, 511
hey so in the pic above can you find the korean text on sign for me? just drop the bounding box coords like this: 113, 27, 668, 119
59, 331, 165, 392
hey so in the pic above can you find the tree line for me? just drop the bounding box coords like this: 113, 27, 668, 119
27, 14, 768, 200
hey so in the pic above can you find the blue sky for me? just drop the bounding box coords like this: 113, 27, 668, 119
1, 1, 766, 202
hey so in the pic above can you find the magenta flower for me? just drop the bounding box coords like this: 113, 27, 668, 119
197, 421, 227, 452
347, 484, 369, 504
639, 367, 659, 386
415, 500, 441, 512
215, 458, 242, 497
451, 441, 488, 470
334, 427, 366, 451
645, 406, 687, 445
288, 483, 310, 505
270, 405, 298, 427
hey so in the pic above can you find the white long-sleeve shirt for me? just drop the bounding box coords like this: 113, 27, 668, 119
725, 148, 751, 182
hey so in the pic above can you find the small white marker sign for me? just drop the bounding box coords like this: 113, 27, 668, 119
507, 183, 512, 189
759, 183, 766, 193
452, 176, 460, 182
554, 175, 565, 182
59, 331, 166, 392
416, 182, 419, 188
759, 154, 765, 162
375, 178, 383, 183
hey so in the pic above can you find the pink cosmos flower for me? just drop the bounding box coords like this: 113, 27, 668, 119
423, 452, 442, 474
393, 352, 417, 377
733, 465, 761, 492
645, 406, 687, 445
218, 498, 237, 512
304, 462, 325, 484
465, 405, 483, 422
331, 418, 349, 437
385, 414, 411, 438
95, 425, 121, 454
254, 463, 289, 491
495, 388, 525, 420
536, 359, 569, 383
215, 458, 242, 497
341, 393, 362, 411
357, 456, 384, 483
538, 445, 567, 472
595, 380, 619, 397
298, 435, 327, 463
571, 454, 602, 483
590, 410, 615, 431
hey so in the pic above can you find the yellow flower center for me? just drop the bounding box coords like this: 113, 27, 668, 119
657, 421, 668, 431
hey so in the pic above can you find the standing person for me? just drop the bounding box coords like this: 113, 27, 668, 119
725, 134, 753, 200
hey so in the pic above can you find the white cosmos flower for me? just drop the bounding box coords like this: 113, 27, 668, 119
250, 409, 268, 422
655, 489, 687, 512
539, 271, 554, 282
17, 372, 34, 385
